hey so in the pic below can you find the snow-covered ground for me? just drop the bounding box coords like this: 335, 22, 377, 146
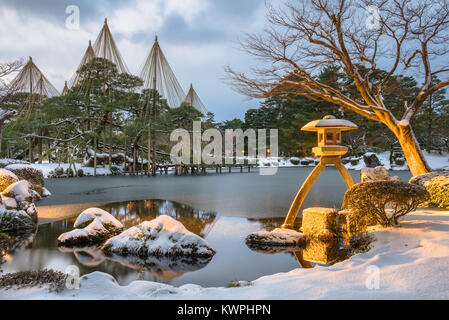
23, 162, 113, 178
11, 150, 448, 179
2, 208, 449, 300
259, 151, 449, 171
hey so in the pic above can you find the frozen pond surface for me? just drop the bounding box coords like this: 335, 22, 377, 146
37, 167, 412, 220
2, 168, 413, 287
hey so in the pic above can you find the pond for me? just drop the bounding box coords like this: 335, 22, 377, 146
1, 168, 413, 287
2, 199, 309, 287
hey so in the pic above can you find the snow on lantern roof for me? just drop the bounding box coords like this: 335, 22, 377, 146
301, 115, 358, 132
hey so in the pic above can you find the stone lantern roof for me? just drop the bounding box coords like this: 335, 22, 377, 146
302, 115, 358, 132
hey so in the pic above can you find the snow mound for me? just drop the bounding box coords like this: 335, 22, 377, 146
58, 218, 115, 247
2, 180, 33, 203
1, 196, 17, 209
58, 208, 123, 247
246, 228, 309, 250
102, 215, 216, 259
74, 208, 123, 231
0, 159, 29, 168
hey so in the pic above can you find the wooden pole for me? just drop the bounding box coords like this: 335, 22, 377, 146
281, 161, 326, 229
281, 156, 355, 229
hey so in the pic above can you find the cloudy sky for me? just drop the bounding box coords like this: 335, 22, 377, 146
0, 0, 276, 121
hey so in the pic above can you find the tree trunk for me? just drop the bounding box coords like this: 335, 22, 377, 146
94, 136, 97, 177
426, 112, 433, 153
152, 140, 156, 176
395, 122, 431, 177
38, 128, 43, 163
29, 137, 34, 163
109, 116, 113, 170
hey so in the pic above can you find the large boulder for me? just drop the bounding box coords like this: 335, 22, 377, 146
2, 180, 34, 203
58, 208, 124, 247
0, 169, 19, 192
410, 171, 449, 209
360, 166, 400, 183
73, 208, 123, 232
363, 153, 382, 168
102, 215, 216, 260
246, 228, 309, 250
5, 164, 44, 187
1, 180, 38, 222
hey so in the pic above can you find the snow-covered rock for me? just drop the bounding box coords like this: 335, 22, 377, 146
102, 215, 216, 259
246, 228, 309, 250
1, 196, 17, 210
0, 180, 38, 223
74, 208, 123, 232
363, 153, 382, 168
360, 166, 400, 182
2, 180, 33, 203
58, 208, 124, 247
0, 169, 19, 192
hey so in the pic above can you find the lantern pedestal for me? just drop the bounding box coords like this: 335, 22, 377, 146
281, 155, 355, 229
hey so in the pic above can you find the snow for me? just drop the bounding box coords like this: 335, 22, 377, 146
16, 162, 114, 178
3, 208, 449, 300
3, 150, 445, 179
0, 159, 29, 168
42, 188, 52, 197
256, 151, 448, 171
74, 208, 123, 230
302, 118, 358, 131
1, 180, 33, 202
103, 215, 215, 258
4, 164, 40, 171
58, 208, 124, 246
58, 218, 109, 244
1, 196, 17, 209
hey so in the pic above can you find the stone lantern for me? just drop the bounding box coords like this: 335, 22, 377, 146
281, 116, 358, 229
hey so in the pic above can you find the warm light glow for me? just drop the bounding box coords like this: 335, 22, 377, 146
126, 202, 137, 210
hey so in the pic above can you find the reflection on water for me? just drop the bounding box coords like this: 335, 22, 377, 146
102, 200, 217, 238
2, 200, 306, 287
1, 199, 361, 287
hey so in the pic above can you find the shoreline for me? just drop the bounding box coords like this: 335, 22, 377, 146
3, 208, 449, 300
